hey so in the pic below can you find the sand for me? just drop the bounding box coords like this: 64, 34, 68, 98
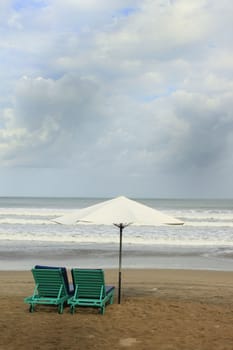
1, 269, 233, 350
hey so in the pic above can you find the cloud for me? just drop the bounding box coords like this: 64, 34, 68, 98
0, 0, 233, 197
165, 91, 233, 169
0, 74, 108, 167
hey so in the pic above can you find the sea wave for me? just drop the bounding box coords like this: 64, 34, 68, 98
184, 221, 233, 227
0, 204, 232, 228
0, 218, 232, 228
0, 218, 54, 225
1, 197, 232, 270
0, 208, 68, 216
1, 227, 233, 247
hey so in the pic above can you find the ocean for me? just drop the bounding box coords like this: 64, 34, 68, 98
0, 197, 233, 271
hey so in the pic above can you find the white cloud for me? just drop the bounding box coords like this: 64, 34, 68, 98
0, 74, 108, 167
0, 0, 233, 197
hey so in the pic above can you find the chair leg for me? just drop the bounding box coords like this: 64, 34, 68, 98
100, 305, 105, 315
58, 303, 64, 314
110, 294, 114, 304
29, 304, 34, 313
70, 305, 75, 314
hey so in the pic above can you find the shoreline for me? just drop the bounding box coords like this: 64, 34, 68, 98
1, 251, 233, 271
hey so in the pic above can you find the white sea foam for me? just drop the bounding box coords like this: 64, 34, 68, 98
184, 221, 233, 227
0, 207, 232, 227
0, 218, 54, 225
0, 208, 68, 216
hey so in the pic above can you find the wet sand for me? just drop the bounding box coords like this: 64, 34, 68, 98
1, 269, 233, 350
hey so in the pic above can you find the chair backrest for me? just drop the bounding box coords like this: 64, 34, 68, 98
71, 269, 106, 299
34, 265, 71, 294
32, 268, 69, 297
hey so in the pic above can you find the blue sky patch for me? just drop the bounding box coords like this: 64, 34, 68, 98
117, 7, 138, 17
13, 0, 47, 11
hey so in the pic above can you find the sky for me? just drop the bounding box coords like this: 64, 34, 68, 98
0, 0, 233, 199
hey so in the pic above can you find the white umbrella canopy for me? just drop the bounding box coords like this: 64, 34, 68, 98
54, 196, 184, 226
53, 196, 183, 303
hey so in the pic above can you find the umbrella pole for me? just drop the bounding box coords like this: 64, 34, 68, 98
118, 223, 123, 304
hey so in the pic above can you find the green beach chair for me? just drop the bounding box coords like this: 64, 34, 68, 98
68, 268, 115, 315
24, 268, 70, 314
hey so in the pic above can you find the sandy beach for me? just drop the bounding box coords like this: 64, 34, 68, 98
1, 269, 233, 350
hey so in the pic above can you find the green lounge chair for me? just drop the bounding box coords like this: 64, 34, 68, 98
24, 268, 71, 314
68, 268, 115, 314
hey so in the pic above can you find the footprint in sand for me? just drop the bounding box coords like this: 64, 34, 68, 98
119, 338, 139, 347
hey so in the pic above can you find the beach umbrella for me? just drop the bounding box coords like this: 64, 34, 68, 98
53, 196, 183, 304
